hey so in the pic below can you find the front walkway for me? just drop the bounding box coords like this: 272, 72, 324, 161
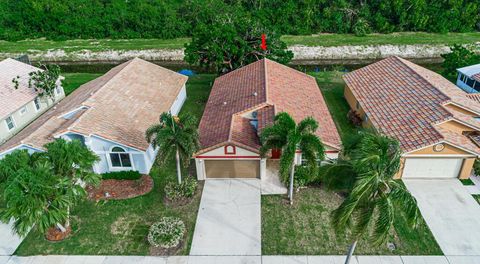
189, 179, 261, 256
404, 179, 480, 256
4, 255, 480, 264
0, 220, 24, 255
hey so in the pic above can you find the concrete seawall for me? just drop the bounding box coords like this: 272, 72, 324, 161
0, 43, 478, 64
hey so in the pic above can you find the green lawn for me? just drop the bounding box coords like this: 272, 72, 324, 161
0, 32, 478, 54
62, 73, 103, 95
261, 71, 442, 256
14, 74, 215, 256
262, 188, 442, 255
283, 32, 480, 47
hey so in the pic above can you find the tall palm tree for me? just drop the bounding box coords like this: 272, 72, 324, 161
260, 112, 325, 204
146, 112, 199, 184
329, 132, 420, 264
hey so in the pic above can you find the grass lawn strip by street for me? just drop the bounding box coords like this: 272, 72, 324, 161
261, 71, 442, 255
14, 74, 215, 256
0, 32, 478, 54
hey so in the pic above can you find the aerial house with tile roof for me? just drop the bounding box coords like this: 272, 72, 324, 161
456, 63, 480, 93
0, 58, 188, 174
0, 58, 65, 144
344, 56, 480, 179
194, 59, 341, 181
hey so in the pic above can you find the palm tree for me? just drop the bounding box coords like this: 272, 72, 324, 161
329, 131, 420, 264
260, 112, 325, 204
146, 112, 199, 184
42, 139, 100, 231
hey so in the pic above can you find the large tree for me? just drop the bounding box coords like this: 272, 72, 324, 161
0, 139, 100, 237
327, 131, 420, 264
260, 112, 325, 204
184, 13, 293, 74
146, 112, 199, 184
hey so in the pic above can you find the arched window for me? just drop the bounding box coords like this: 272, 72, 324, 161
109, 146, 132, 168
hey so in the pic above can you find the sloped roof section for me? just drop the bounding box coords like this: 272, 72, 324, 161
0, 58, 42, 120
343, 56, 480, 154
0, 58, 188, 153
198, 59, 342, 154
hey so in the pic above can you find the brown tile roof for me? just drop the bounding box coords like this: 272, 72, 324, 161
0, 58, 188, 153
198, 59, 341, 154
467, 93, 480, 103
343, 56, 480, 154
472, 73, 480, 83
0, 58, 43, 120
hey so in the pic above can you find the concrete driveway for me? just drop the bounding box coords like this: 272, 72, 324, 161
0, 220, 24, 255
404, 179, 480, 256
190, 179, 261, 256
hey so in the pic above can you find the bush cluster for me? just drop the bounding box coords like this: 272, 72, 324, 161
147, 217, 185, 248
0, 0, 478, 41
165, 177, 197, 201
101, 171, 142, 181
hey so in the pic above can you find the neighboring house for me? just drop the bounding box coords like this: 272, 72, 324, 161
0, 58, 65, 144
344, 56, 480, 179
0, 58, 188, 175
194, 59, 341, 180
456, 63, 480, 93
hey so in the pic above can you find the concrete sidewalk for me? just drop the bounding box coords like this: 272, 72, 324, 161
4, 255, 480, 264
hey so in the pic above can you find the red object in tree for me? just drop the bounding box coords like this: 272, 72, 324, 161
260, 34, 267, 51
271, 148, 281, 159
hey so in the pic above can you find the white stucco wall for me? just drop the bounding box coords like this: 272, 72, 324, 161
0, 85, 65, 144
170, 85, 187, 116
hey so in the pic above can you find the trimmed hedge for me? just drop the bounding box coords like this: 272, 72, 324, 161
101, 171, 142, 181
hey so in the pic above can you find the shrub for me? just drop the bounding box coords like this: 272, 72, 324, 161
147, 217, 185, 248
293, 165, 318, 187
347, 109, 363, 127
101, 171, 142, 180
473, 159, 480, 176
165, 177, 197, 201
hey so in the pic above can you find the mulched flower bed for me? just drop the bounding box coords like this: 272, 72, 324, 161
87, 175, 153, 201
45, 226, 72, 241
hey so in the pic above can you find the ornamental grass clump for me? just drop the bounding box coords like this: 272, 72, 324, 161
164, 177, 197, 201
147, 217, 185, 248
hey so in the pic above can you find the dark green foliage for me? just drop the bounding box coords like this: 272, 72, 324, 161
0, 149, 32, 182
293, 165, 318, 187
473, 159, 480, 176
0, 0, 478, 41
184, 13, 293, 73
101, 171, 142, 181
441, 45, 480, 80
164, 177, 198, 201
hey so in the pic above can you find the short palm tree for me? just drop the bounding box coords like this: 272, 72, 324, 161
329, 132, 420, 264
146, 112, 199, 184
260, 112, 325, 204
42, 139, 101, 231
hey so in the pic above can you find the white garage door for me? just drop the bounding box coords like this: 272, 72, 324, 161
402, 158, 464, 179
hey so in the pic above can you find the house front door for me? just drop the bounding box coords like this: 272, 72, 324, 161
271, 148, 281, 159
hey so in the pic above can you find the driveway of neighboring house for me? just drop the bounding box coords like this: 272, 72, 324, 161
190, 179, 261, 256
0, 220, 23, 255
404, 179, 480, 256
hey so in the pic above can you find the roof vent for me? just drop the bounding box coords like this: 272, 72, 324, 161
223, 101, 227, 105
253, 92, 258, 96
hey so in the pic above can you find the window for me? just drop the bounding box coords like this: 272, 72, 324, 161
19, 106, 27, 115
55, 86, 62, 95
364, 114, 369, 122
474, 81, 480, 92
34, 98, 41, 111
224, 145, 236, 154
5, 116, 15, 131
109, 146, 132, 168
466, 77, 476, 88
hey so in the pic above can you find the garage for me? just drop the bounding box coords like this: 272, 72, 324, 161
205, 160, 260, 178
402, 158, 464, 179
